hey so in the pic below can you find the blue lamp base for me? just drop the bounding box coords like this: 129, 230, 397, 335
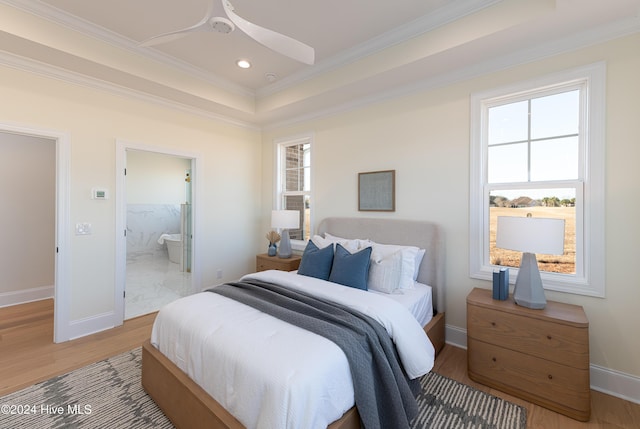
277, 229, 292, 259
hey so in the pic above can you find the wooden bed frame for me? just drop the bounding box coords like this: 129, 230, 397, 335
142, 217, 446, 429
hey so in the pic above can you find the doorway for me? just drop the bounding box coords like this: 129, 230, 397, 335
115, 141, 201, 324
0, 124, 71, 343
0, 132, 55, 308
124, 150, 192, 319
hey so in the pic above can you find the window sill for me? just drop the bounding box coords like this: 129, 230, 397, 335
471, 266, 604, 298
290, 239, 307, 254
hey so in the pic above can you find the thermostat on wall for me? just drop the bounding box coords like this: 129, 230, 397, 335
92, 187, 109, 200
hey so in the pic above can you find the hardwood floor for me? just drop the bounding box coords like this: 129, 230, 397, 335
1, 299, 639, 428
0, 299, 155, 397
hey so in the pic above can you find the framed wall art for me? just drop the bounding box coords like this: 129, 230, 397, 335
358, 170, 395, 211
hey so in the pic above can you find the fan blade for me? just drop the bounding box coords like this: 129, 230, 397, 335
139, 27, 202, 47
140, 1, 216, 47
222, 0, 314, 65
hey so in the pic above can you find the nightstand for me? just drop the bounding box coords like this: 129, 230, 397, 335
466, 287, 590, 421
256, 253, 301, 272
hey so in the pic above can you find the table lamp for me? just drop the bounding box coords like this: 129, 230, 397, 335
496, 215, 565, 309
271, 210, 300, 259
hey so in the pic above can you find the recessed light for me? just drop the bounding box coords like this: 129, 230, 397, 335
236, 59, 251, 69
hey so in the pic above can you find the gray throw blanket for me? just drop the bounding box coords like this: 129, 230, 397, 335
209, 279, 419, 429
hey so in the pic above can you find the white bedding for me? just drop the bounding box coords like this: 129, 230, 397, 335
151, 270, 435, 429
370, 282, 433, 327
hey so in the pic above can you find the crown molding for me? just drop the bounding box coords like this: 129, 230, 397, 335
0, 0, 501, 101
1, 0, 637, 131
256, 0, 501, 98
0, 0, 254, 98
0, 49, 259, 130
263, 15, 640, 130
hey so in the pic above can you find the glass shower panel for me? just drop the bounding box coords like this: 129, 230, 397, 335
182, 169, 192, 273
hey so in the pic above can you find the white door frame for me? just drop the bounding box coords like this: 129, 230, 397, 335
0, 122, 71, 343
114, 139, 202, 324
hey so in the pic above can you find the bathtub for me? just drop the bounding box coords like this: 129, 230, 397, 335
158, 233, 182, 264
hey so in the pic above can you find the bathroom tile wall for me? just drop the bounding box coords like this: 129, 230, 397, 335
126, 204, 181, 262
125, 203, 190, 319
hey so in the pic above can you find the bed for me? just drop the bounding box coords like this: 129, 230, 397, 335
142, 217, 446, 429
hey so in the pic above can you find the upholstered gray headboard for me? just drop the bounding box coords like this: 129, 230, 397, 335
317, 217, 445, 314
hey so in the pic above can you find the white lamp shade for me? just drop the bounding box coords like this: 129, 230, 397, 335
271, 210, 300, 229
496, 216, 565, 255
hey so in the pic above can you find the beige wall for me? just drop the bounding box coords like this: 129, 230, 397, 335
0, 64, 263, 321
0, 132, 55, 297
1, 20, 637, 383
261, 34, 640, 377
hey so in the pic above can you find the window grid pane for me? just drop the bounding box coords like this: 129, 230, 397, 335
488, 143, 528, 183
530, 137, 579, 181
487, 88, 580, 186
488, 100, 528, 145
531, 90, 580, 139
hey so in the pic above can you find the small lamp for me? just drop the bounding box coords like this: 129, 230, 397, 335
496, 215, 565, 309
271, 210, 300, 259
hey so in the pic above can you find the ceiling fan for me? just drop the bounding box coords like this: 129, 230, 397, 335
140, 0, 315, 65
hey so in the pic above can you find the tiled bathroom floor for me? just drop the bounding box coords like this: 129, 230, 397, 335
125, 252, 192, 319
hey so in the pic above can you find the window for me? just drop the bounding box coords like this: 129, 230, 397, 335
275, 134, 312, 246
470, 63, 605, 297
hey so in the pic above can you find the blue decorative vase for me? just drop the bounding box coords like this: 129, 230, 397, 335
268, 243, 277, 256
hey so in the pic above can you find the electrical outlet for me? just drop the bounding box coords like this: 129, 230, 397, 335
216, 269, 223, 279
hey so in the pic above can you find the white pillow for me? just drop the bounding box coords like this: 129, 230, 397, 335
414, 249, 426, 281
368, 250, 403, 293
370, 243, 420, 289
311, 234, 334, 249
322, 232, 368, 253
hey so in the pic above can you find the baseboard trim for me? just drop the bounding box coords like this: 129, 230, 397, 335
444, 323, 468, 350
67, 311, 116, 340
445, 324, 640, 405
0, 285, 54, 308
590, 364, 640, 405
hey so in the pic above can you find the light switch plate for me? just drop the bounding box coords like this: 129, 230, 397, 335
75, 222, 92, 235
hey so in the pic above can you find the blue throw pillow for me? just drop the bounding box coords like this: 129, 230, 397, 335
297, 240, 334, 280
329, 244, 372, 290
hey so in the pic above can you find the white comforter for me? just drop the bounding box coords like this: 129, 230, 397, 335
151, 270, 435, 429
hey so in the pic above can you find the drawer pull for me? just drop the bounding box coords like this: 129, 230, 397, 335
547, 335, 552, 340
548, 374, 553, 380
492, 357, 497, 362
491, 322, 496, 327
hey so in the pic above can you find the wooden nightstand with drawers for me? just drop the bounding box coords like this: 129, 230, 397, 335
256, 253, 301, 272
466, 287, 590, 421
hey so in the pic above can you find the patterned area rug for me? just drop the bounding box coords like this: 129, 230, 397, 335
414, 371, 527, 428
0, 348, 526, 429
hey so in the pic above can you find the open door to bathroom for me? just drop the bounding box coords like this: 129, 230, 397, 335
117, 147, 197, 321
